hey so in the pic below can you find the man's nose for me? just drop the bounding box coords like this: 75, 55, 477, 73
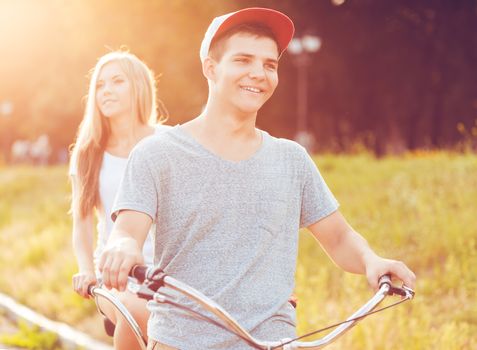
248, 62, 266, 79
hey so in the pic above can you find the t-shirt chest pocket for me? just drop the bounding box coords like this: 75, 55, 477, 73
257, 191, 288, 233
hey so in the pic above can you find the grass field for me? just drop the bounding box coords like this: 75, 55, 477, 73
0, 152, 476, 349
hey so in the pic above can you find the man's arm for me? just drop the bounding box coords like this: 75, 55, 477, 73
308, 210, 416, 290
98, 210, 152, 291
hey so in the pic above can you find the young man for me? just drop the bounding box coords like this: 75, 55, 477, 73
99, 7, 416, 350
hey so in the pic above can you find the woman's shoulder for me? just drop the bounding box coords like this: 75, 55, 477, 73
133, 124, 175, 156
154, 123, 173, 134
68, 149, 78, 176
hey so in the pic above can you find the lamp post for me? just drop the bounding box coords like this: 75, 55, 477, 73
287, 35, 322, 151
0, 100, 13, 162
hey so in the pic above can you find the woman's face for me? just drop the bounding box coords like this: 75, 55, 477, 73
95, 61, 132, 119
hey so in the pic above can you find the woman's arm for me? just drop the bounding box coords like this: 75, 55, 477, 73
71, 175, 97, 298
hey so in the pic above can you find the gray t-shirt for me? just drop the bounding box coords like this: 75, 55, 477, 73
112, 125, 339, 349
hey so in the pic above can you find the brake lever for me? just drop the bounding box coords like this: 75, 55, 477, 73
378, 274, 415, 299
128, 266, 168, 301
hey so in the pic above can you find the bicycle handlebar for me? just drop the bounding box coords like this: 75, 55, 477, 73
127, 265, 414, 349
130, 265, 149, 283
87, 282, 148, 349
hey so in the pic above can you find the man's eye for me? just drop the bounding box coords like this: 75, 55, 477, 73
114, 79, 124, 84
265, 64, 277, 70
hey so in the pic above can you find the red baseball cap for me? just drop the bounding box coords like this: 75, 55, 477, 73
199, 7, 295, 62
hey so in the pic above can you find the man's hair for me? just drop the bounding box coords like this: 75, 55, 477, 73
208, 22, 279, 62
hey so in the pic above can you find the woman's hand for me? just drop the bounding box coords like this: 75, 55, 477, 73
72, 270, 97, 298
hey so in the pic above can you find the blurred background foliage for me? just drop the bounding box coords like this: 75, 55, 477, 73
1, 0, 476, 160
1, 1, 477, 348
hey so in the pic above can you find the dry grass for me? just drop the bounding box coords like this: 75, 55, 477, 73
0, 153, 476, 349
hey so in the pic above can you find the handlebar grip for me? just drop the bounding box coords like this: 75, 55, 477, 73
378, 274, 392, 289
87, 283, 97, 297
130, 265, 149, 283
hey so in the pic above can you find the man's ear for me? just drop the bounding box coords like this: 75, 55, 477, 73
202, 56, 216, 81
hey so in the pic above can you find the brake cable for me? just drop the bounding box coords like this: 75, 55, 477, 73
151, 290, 412, 350
270, 296, 412, 349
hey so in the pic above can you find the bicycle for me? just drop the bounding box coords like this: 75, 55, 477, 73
89, 265, 414, 349
88, 282, 148, 348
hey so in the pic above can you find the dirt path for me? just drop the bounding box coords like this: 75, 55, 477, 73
0, 292, 112, 350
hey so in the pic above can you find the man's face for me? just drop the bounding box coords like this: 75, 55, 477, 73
211, 33, 279, 115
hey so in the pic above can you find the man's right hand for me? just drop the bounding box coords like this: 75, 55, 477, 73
98, 237, 144, 291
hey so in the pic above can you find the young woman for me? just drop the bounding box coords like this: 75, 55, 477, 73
69, 50, 169, 349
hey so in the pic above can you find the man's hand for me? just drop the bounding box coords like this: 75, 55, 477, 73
308, 211, 416, 292
98, 237, 144, 291
363, 254, 416, 291
98, 209, 152, 291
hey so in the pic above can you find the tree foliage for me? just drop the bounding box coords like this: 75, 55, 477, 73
1, 0, 476, 159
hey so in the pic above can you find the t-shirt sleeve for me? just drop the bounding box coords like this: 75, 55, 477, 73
300, 150, 339, 228
111, 145, 158, 222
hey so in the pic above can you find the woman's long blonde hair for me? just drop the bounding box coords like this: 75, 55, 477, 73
70, 50, 168, 218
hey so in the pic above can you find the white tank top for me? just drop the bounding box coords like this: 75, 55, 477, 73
70, 124, 171, 270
